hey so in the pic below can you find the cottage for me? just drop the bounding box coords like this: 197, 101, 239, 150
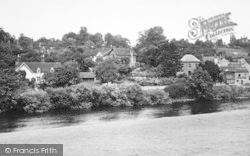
15, 54, 61, 83
221, 66, 249, 86
180, 54, 200, 76
90, 47, 137, 67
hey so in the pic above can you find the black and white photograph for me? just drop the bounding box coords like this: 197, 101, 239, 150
0, 0, 250, 155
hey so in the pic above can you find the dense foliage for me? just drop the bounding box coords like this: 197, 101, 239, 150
43, 61, 80, 87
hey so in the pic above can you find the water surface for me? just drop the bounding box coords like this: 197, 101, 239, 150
0, 99, 249, 133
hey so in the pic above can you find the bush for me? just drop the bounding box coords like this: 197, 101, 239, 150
17, 90, 51, 113
212, 85, 250, 100
142, 89, 170, 105
129, 77, 173, 86
99, 83, 131, 107
164, 82, 192, 99
46, 88, 79, 111
213, 85, 232, 100
119, 83, 144, 106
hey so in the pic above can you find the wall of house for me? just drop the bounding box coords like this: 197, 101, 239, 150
130, 55, 136, 67
17, 65, 43, 82
234, 72, 250, 86
218, 58, 230, 67
182, 62, 199, 76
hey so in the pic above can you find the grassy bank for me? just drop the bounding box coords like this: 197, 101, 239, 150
1, 109, 250, 155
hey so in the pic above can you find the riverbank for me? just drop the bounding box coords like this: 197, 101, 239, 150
1, 109, 250, 155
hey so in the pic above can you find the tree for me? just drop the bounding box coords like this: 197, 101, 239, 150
89, 33, 104, 48
95, 58, 120, 83
77, 27, 90, 45
18, 34, 33, 50
104, 33, 130, 48
189, 67, 214, 100
75, 56, 95, 72
200, 61, 222, 82
158, 41, 181, 77
44, 61, 80, 87
135, 26, 166, 66
0, 68, 21, 112
215, 39, 224, 47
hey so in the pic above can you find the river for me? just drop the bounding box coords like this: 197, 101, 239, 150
0, 99, 250, 133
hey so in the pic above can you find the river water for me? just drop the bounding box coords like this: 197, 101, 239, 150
0, 99, 250, 133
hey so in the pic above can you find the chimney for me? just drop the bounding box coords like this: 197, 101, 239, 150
15, 54, 21, 66
41, 54, 45, 63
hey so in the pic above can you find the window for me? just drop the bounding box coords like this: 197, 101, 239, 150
37, 67, 40, 73
188, 71, 191, 76
37, 76, 41, 81
188, 64, 191, 68
238, 74, 241, 77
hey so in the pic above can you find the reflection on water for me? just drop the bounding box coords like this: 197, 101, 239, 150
0, 99, 250, 133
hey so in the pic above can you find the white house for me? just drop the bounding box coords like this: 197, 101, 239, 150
180, 54, 201, 76
15, 54, 61, 83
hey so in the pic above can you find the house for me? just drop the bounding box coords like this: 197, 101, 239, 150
15, 54, 61, 83
180, 54, 201, 76
79, 72, 96, 81
221, 66, 249, 86
90, 47, 137, 67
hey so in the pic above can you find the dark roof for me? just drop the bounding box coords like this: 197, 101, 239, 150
105, 48, 137, 56
23, 62, 61, 73
83, 48, 111, 56
236, 68, 249, 73
84, 48, 136, 57
221, 66, 249, 73
245, 58, 250, 64
79, 72, 95, 79
229, 62, 241, 67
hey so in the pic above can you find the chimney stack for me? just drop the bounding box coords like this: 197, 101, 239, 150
15, 54, 21, 66
41, 54, 45, 63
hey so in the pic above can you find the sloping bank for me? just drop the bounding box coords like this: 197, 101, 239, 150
1, 109, 250, 155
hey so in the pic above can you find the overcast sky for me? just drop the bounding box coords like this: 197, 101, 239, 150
0, 0, 249, 45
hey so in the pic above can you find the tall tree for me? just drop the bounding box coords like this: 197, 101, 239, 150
135, 26, 166, 66
89, 33, 104, 48
18, 34, 33, 50
158, 41, 181, 77
200, 61, 222, 82
189, 67, 214, 100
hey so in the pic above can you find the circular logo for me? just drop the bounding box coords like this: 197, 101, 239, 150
5, 148, 11, 153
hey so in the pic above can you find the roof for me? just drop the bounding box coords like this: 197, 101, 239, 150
23, 62, 61, 73
79, 72, 95, 79
245, 58, 250, 64
221, 66, 249, 73
84, 48, 136, 57
104, 48, 137, 56
180, 54, 200, 62
202, 56, 215, 62
229, 62, 241, 67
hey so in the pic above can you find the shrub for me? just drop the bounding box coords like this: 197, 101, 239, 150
99, 84, 130, 107
165, 82, 192, 99
46, 88, 79, 111
17, 90, 51, 113
70, 84, 94, 109
142, 89, 170, 105
213, 85, 232, 100
119, 83, 144, 106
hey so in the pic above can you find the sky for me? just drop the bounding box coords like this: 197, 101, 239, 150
0, 0, 249, 45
